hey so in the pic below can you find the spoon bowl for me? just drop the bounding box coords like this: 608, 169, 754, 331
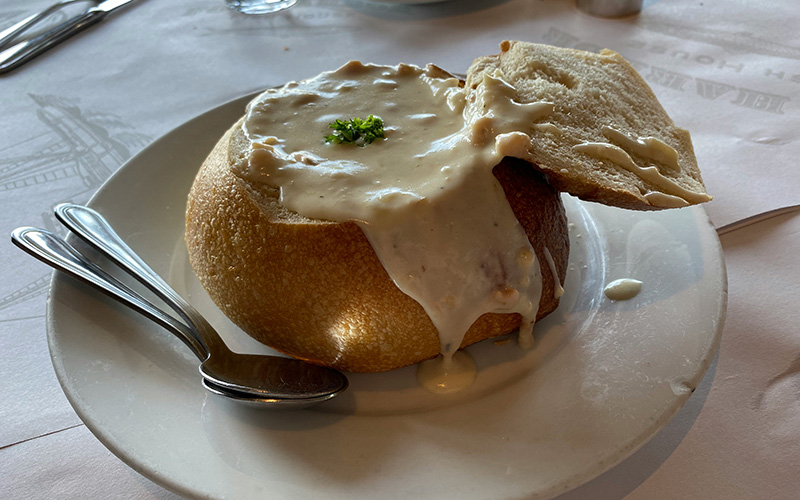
200, 352, 348, 400
201, 378, 341, 410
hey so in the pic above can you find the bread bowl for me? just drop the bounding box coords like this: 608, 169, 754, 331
185, 42, 709, 376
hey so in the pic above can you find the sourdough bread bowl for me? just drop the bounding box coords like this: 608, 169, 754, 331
186, 41, 709, 374
186, 120, 569, 373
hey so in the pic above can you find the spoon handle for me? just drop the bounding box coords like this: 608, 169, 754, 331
54, 204, 225, 355
11, 227, 207, 360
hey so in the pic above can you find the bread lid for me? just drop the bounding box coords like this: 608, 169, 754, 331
466, 40, 711, 210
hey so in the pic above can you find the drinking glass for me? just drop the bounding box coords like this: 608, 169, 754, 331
225, 0, 298, 14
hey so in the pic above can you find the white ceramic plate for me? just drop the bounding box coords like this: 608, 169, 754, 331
47, 94, 726, 500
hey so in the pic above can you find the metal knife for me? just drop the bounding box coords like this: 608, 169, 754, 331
0, 0, 135, 75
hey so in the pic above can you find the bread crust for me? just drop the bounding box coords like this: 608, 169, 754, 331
186, 123, 569, 372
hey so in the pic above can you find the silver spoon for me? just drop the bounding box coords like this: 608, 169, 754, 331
52, 203, 348, 400
12, 225, 348, 409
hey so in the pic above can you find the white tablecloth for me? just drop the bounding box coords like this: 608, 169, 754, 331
2, 0, 798, 498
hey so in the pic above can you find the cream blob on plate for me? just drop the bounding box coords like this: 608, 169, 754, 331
604, 278, 643, 301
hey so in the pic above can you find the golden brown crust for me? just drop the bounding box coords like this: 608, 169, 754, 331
186, 124, 569, 372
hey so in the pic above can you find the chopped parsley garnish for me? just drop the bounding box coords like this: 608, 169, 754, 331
325, 115, 385, 146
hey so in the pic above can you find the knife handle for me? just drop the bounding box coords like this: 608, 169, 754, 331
0, 9, 107, 75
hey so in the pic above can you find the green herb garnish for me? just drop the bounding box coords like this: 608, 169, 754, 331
324, 115, 385, 146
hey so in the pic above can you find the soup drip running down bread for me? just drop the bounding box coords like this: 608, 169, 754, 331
185, 40, 710, 378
